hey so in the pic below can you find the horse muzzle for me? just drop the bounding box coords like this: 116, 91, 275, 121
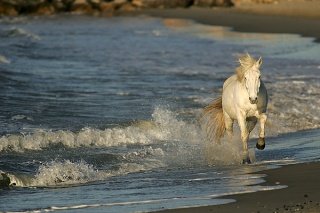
249, 97, 258, 104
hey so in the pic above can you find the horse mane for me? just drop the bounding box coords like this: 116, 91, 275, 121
235, 53, 257, 82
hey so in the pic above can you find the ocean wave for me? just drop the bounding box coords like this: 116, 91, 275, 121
0, 108, 202, 152
0, 146, 165, 188
0, 55, 11, 63
0, 27, 40, 40
0, 16, 27, 24
266, 78, 320, 132
33, 160, 104, 187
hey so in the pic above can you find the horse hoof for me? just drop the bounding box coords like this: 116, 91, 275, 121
256, 143, 265, 150
242, 157, 251, 164
256, 137, 265, 150
0, 172, 10, 188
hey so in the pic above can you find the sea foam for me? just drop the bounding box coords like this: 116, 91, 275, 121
0, 108, 202, 152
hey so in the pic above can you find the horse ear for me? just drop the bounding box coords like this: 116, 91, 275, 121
257, 57, 262, 67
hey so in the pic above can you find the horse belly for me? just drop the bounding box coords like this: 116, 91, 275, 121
257, 81, 268, 113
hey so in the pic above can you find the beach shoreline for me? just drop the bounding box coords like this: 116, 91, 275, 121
153, 161, 320, 213
117, 6, 320, 43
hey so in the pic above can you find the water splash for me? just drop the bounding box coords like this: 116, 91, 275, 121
204, 138, 256, 165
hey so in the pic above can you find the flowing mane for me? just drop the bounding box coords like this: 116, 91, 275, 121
235, 53, 257, 82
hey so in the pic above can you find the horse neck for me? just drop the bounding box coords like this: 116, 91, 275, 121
237, 77, 246, 89
237, 79, 251, 101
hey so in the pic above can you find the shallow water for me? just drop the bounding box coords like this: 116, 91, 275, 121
0, 15, 319, 212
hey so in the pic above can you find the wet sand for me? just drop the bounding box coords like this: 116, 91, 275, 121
118, 6, 320, 43
154, 162, 320, 213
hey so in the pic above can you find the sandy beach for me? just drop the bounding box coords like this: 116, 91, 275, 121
117, 2, 320, 213
154, 162, 320, 213
118, 1, 320, 43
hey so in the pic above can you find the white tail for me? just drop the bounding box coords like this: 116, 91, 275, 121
200, 97, 225, 142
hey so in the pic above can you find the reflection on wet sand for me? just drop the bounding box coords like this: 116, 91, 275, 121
163, 18, 283, 40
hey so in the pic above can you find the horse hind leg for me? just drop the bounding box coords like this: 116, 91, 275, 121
224, 112, 234, 140
246, 117, 257, 134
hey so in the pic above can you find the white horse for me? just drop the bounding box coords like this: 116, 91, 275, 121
201, 53, 268, 164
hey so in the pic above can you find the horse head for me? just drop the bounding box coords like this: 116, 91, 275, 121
244, 57, 262, 104
238, 55, 262, 104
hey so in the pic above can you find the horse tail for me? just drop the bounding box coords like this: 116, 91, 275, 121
199, 97, 225, 142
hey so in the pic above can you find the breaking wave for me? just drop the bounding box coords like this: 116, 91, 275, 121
0, 55, 10, 63
0, 146, 166, 188
0, 108, 202, 152
0, 27, 41, 40
0, 108, 204, 188
0, 107, 253, 189
267, 75, 320, 131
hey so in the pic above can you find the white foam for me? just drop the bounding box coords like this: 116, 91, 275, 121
0, 55, 10, 63
33, 160, 104, 187
1, 144, 167, 188
0, 108, 202, 152
265, 79, 320, 132
0, 161, 103, 188
11, 115, 33, 121
3, 154, 164, 188
2, 27, 41, 40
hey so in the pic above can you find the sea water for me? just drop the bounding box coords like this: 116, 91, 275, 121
0, 15, 319, 212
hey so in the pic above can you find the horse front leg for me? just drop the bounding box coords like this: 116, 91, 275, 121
237, 111, 250, 164
256, 113, 267, 150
